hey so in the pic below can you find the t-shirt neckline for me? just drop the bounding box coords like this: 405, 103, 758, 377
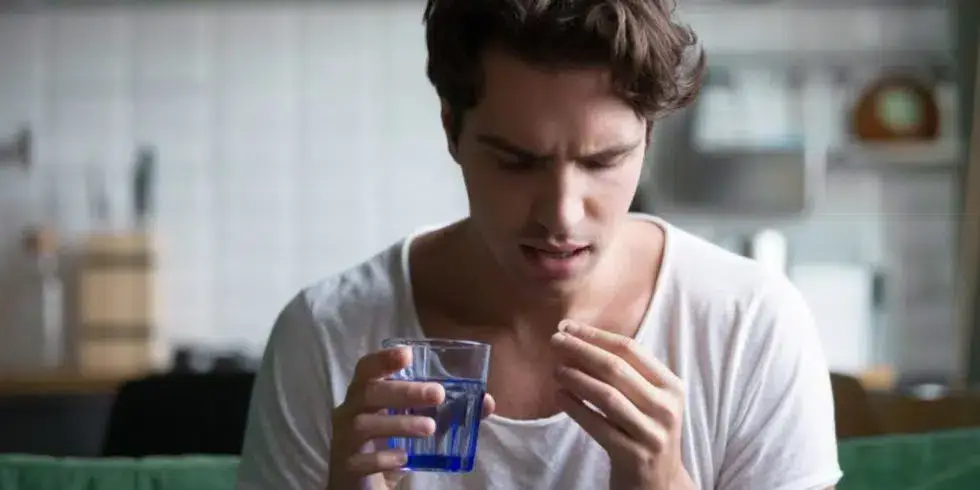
395, 213, 674, 427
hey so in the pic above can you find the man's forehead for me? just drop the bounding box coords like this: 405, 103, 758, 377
480, 49, 614, 96
469, 98, 644, 141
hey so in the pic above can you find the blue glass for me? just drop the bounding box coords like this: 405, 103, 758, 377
382, 338, 491, 473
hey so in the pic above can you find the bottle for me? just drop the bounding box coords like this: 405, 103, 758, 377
22, 226, 65, 370
742, 229, 789, 275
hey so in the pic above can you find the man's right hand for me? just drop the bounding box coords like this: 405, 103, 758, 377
326, 347, 495, 490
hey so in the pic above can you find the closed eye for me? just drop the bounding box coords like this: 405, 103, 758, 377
581, 155, 627, 171
582, 161, 612, 171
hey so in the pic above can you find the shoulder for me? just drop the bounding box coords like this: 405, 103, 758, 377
659, 219, 787, 304
237, 243, 411, 490
266, 239, 411, 361
656, 219, 819, 367
663, 226, 827, 407
648, 220, 840, 487
301, 239, 407, 325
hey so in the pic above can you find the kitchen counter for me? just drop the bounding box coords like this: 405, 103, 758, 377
0, 370, 141, 396
0, 371, 129, 457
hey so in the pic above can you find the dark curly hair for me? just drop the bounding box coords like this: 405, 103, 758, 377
423, 0, 705, 142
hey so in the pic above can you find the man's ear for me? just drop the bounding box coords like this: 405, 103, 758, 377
440, 99, 460, 164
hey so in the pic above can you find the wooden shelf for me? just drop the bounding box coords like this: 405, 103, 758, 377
827, 141, 964, 173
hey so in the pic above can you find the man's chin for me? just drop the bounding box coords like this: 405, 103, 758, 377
528, 280, 584, 301
509, 263, 594, 299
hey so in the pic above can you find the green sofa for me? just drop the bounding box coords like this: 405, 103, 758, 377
1, 428, 978, 490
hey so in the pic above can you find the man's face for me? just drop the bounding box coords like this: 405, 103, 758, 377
444, 49, 647, 296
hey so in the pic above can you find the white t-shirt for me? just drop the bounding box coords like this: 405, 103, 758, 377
236, 215, 843, 490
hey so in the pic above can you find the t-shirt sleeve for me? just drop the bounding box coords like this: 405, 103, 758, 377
717, 276, 843, 490
235, 292, 334, 490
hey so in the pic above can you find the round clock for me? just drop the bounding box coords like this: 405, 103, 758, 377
851, 74, 940, 142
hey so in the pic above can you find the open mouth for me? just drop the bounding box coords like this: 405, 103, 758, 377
519, 244, 592, 262
518, 244, 592, 279
523, 246, 589, 259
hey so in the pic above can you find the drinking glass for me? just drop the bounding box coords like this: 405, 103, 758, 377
381, 338, 491, 473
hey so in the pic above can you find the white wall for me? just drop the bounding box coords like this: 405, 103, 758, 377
0, 2, 951, 367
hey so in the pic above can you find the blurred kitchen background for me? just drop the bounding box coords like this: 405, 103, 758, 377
1, 0, 979, 458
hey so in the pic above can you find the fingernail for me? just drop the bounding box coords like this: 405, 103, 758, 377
551, 332, 566, 343
559, 319, 579, 334
424, 384, 444, 401
395, 451, 408, 465
417, 418, 436, 435
390, 347, 411, 366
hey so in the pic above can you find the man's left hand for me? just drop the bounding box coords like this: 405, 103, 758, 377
550, 320, 695, 490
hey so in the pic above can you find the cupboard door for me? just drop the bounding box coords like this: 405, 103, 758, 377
957, 31, 980, 386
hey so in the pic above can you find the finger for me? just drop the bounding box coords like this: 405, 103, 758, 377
361, 379, 445, 410
551, 329, 666, 414
558, 320, 682, 391
351, 413, 435, 443
481, 393, 496, 419
351, 347, 412, 385
556, 389, 633, 452
555, 366, 665, 448
382, 469, 409, 489
345, 449, 409, 475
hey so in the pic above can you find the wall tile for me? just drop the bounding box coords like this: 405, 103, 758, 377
46, 94, 132, 169
48, 9, 131, 94
132, 6, 215, 90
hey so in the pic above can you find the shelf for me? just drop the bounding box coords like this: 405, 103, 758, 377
691, 143, 806, 158
686, 0, 948, 7
706, 50, 955, 73
827, 141, 963, 173
0, 370, 131, 396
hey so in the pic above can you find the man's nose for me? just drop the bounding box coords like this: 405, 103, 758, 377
532, 164, 585, 237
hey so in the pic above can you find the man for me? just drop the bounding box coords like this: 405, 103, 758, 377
236, 1, 842, 489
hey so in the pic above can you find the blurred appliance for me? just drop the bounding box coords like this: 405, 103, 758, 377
641, 67, 813, 217
170, 345, 260, 374
791, 263, 875, 376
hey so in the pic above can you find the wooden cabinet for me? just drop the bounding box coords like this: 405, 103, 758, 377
958, 29, 980, 387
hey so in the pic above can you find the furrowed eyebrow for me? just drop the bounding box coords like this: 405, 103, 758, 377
476, 133, 641, 162
477, 134, 546, 162
580, 141, 642, 161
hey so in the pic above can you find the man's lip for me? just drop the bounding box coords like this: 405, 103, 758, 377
521, 243, 591, 253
